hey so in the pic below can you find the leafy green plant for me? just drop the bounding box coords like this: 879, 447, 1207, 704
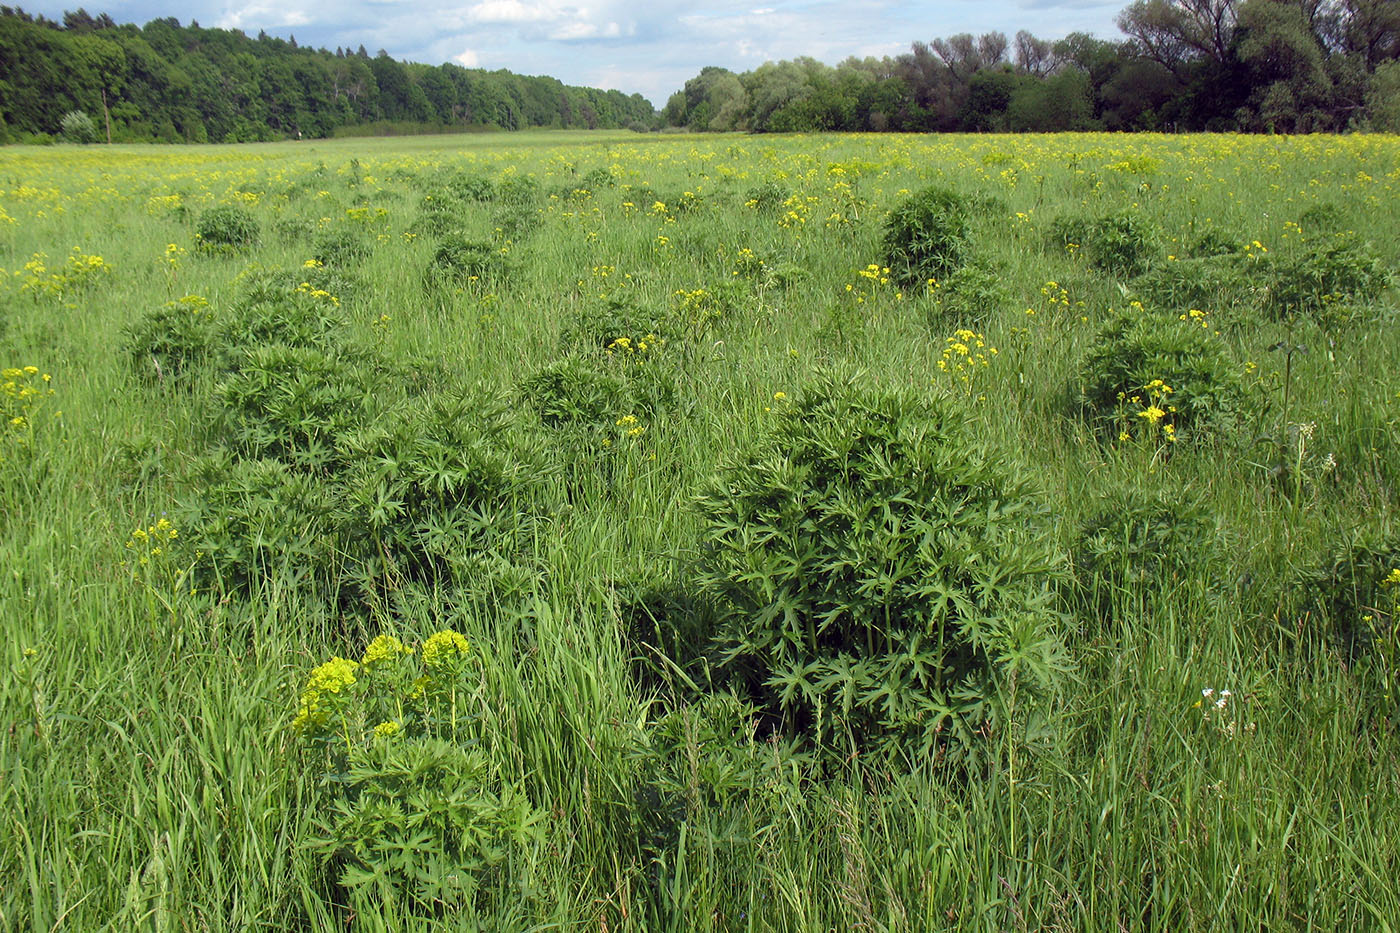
313, 229, 372, 268
695, 374, 1070, 764
1053, 209, 1155, 277
194, 205, 259, 252
123, 295, 218, 385
518, 357, 633, 429
427, 234, 511, 288
294, 631, 542, 915
1298, 524, 1400, 658
1077, 306, 1246, 440
1073, 485, 1218, 619
882, 185, 972, 286
1261, 234, 1391, 322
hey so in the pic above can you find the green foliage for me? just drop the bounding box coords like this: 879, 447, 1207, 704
1053, 209, 1155, 277
1074, 485, 1218, 617
194, 205, 259, 252
518, 357, 632, 429
882, 186, 973, 286
312, 229, 372, 268
294, 632, 542, 914
427, 234, 510, 288
1298, 525, 1400, 656
58, 109, 97, 143
929, 261, 1009, 323
1261, 234, 1391, 322
123, 295, 218, 385
696, 374, 1070, 763
1077, 307, 1246, 439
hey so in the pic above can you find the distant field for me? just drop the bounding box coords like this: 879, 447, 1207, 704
2, 131, 1399, 930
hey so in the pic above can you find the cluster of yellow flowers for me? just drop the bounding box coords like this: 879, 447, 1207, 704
14, 248, 110, 298
1117, 379, 1178, 444
936, 329, 997, 397
293, 629, 473, 741
2, 366, 56, 443
126, 517, 178, 566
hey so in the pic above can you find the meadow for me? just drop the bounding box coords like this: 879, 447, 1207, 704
2, 128, 1399, 931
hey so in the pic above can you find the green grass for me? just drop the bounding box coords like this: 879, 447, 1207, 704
2, 130, 1399, 930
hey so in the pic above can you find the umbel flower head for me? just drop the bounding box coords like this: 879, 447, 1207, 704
292, 656, 359, 733
360, 633, 412, 668
421, 629, 469, 671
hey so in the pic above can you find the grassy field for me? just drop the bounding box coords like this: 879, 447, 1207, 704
2, 129, 1399, 931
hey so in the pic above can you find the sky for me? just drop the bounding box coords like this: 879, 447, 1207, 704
33, 0, 1129, 105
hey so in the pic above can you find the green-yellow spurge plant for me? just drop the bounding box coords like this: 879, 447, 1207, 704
293, 630, 541, 916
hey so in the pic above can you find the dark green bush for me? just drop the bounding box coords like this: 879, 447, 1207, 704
1261, 234, 1391, 321
929, 261, 1009, 323
338, 391, 553, 595
427, 234, 510, 287
1053, 209, 1155, 277
1298, 525, 1400, 656
744, 181, 787, 212
518, 357, 633, 429
1077, 308, 1246, 440
123, 295, 218, 385
194, 205, 259, 252
695, 374, 1069, 763
313, 229, 373, 267
882, 186, 972, 286
1074, 486, 1218, 618
447, 173, 495, 202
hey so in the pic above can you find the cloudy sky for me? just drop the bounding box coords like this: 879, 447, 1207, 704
35, 0, 1127, 104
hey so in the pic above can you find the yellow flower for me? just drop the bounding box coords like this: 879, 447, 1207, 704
361, 633, 412, 667
372, 720, 401, 738
422, 630, 470, 671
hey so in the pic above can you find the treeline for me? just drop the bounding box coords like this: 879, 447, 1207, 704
665, 0, 1400, 133
0, 7, 657, 143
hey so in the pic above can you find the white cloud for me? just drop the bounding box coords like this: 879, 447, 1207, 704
217, 2, 310, 30
465, 0, 560, 23
454, 48, 481, 66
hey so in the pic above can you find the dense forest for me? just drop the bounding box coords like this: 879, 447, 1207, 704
665, 0, 1400, 133
0, 7, 658, 143
3, 0, 1399, 142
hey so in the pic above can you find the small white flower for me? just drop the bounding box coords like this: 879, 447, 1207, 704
1202, 688, 1215, 698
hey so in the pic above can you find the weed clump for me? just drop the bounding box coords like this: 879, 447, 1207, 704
194, 205, 259, 252
1073, 486, 1218, 619
123, 295, 218, 385
882, 185, 972, 286
1298, 525, 1400, 657
1077, 307, 1245, 441
427, 234, 510, 288
696, 374, 1069, 764
1261, 234, 1391, 322
1052, 209, 1155, 277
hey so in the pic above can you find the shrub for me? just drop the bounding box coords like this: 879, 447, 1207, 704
427, 234, 510, 288
211, 345, 371, 469
518, 357, 632, 429
313, 229, 372, 267
882, 186, 972, 286
337, 391, 554, 596
1077, 306, 1246, 441
1260, 234, 1391, 321
58, 110, 98, 144
928, 261, 1009, 323
1298, 525, 1400, 658
744, 181, 787, 212
695, 374, 1069, 763
1053, 209, 1155, 277
1073, 485, 1218, 618
194, 205, 259, 252
123, 295, 218, 385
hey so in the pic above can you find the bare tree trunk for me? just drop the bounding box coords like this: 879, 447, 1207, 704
101, 87, 112, 144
